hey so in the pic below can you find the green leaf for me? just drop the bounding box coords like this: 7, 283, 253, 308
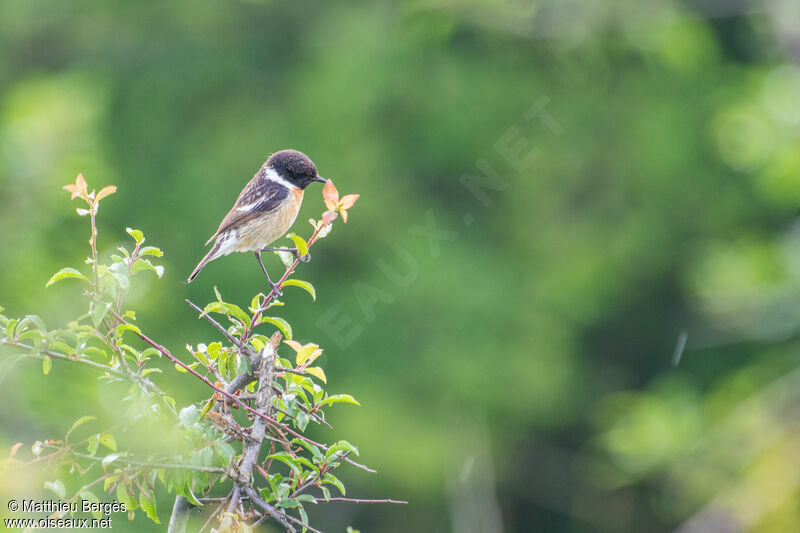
114, 323, 142, 337
66, 416, 97, 441
131, 258, 164, 278
140, 246, 163, 257
277, 498, 302, 509
46, 268, 89, 288
102, 453, 121, 468
126, 227, 144, 244
24, 314, 47, 334
179, 405, 200, 427
87, 434, 100, 456
91, 302, 111, 327
5, 318, 18, 341
116, 482, 138, 510
44, 479, 66, 499
282, 279, 316, 301
207, 342, 222, 359
103, 473, 120, 492
139, 489, 160, 524
181, 485, 202, 506
299, 506, 310, 532
109, 262, 130, 290
42, 356, 52, 375
325, 440, 359, 463
293, 439, 324, 463
99, 433, 117, 452
214, 441, 236, 466
286, 233, 309, 257
258, 317, 292, 339
200, 395, 215, 418
295, 411, 310, 431
321, 394, 360, 407
202, 301, 250, 326
305, 366, 326, 383
295, 344, 318, 366
277, 250, 295, 267
267, 452, 301, 475
323, 472, 346, 495
336, 440, 359, 457
81, 491, 102, 520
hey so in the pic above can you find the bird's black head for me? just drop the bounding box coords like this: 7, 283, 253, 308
266, 149, 326, 189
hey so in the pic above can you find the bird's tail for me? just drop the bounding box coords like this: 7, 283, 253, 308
188, 240, 223, 282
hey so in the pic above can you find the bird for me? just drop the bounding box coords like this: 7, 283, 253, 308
188, 149, 327, 291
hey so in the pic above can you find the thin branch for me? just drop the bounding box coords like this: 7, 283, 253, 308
246, 218, 329, 336
198, 501, 225, 533
186, 299, 250, 354
129, 325, 375, 472
64, 450, 226, 473
8, 341, 123, 376
226, 485, 241, 515
319, 497, 408, 504
244, 486, 296, 533
283, 511, 324, 533
9, 341, 177, 418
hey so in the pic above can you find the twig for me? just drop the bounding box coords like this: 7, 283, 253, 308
226, 485, 241, 515
11, 342, 177, 418
244, 486, 296, 533
186, 299, 251, 355
319, 497, 408, 504
66, 451, 226, 473
129, 325, 375, 472
283, 511, 324, 533
197, 501, 224, 533
8, 341, 124, 376
246, 219, 328, 335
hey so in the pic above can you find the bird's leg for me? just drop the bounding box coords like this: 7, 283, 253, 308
254, 251, 282, 296
260, 247, 311, 263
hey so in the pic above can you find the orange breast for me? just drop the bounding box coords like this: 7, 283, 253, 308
234, 191, 303, 252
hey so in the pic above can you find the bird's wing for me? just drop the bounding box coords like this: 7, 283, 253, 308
206, 176, 290, 244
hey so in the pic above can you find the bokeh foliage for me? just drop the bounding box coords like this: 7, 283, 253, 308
2, 0, 800, 531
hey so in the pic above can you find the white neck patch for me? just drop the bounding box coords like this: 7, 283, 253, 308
264, 166, 298, 190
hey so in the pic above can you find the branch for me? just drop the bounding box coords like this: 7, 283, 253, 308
244, 486, 296, 533
130, 325, 376, 473
319, 497, 408, 504
246, 218, 329, 334
167, 496, 194, 533
67, 451, 226, 473
7, 341, 124, 376
235, 332, 279, 485
7, 340, 177, 417
185, 299, 256, 359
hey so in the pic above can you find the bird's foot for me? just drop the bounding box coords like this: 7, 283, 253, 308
269, 281, 283, 297
262, 247, 310, 263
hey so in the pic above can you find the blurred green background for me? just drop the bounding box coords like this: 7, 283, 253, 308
3, 0, 800, 531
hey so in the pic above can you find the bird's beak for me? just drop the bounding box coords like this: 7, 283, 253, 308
313, 176, 327, 183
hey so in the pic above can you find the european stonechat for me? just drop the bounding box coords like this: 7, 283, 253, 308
188, 149, 327, 290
